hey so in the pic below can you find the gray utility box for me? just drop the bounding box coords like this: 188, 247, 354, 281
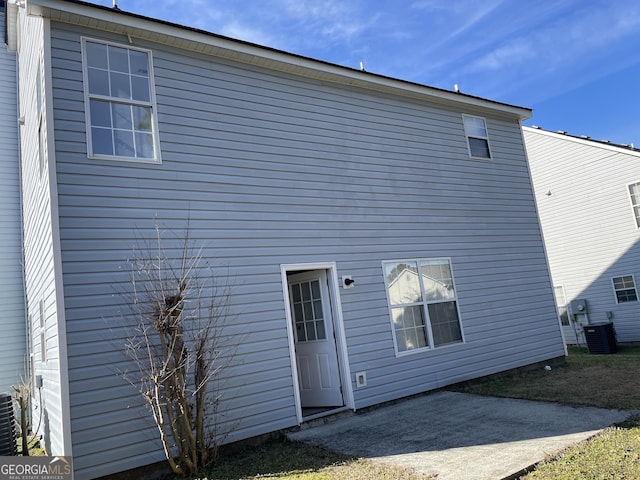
584, 322, 617, 354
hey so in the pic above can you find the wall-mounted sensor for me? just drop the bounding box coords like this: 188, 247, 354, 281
342, 275, 355, 289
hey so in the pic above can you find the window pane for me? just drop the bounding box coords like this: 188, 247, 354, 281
316, 320, 326, 340
88, 68, 110, 96
85, 42, 108, 69
131, 76, 150, 102
464, 116, 487, 137
428, 301, 462, 346
313, 300, 323, 320
114, 129, 135, 157
305, 322, 316, 341
616, 289, 638, 303
110, 71, 131, 99
112, 103, 132, 130
135, 132, 155, 159
469, 137, 490, 158
392, 305, 427, 352
296, 323, 306, 342
91, 127, 113, 155
421, 260, 455, 301
291, 284, 301, 303
90, 100, 112, 127
129, 50, 149, 76
385, 261, 421, 305
301, 282, 311, 301
303, 301, 313, 321
108, 45, 130, 73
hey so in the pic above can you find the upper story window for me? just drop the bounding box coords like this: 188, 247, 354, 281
612, 275, 638, 303
629, 182, 640, 228
463, 115, 491, 159
81, 38, 160, 163
383, 258, 464, 355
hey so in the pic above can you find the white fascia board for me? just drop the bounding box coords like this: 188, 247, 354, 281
27, 0, 531, 121
523, 126, 640, 158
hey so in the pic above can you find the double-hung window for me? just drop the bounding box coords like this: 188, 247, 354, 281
463, 115, 491, 159
82, 38, 160, 162
383, 258, 464, 355
612, 275, 638, 303
629, 182, 640, 228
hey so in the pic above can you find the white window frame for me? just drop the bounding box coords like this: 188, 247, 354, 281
462, 114, 491, 159
628, 181, 640, 228
81, 37, 161, 163
383, 258, 465, 357
612, 275, 638, 304
553, 286, 569, 326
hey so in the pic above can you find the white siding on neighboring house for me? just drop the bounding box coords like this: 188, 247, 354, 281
524, 126, 640, 343
0, 7, 26, 395
45, 17, 564, 478
15, 5, 71, 457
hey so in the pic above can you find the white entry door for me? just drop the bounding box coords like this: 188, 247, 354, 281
288, 270, 343, 408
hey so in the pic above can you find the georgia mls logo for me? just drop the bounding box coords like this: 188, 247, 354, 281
0, 456, 73, 480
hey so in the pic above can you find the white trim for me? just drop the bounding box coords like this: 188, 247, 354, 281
280, 262, 354, 423
43, 17, 74, 456
80, 36, 162, 164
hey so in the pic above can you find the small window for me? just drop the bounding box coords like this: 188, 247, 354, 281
463, 115, 491, 159
629, 182, 640, 228
383, 258, 463, 355
553, 286, 569, 326
82, 38, 160, 162
612, 275, 638, 303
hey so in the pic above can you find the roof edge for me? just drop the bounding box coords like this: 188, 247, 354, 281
523, 126, 640, 157
27, 0, 531, 120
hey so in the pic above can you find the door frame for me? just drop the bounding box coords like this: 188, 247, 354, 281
281, 262, 354, 423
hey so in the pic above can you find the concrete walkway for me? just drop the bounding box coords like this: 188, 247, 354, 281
287, 391, 632, 480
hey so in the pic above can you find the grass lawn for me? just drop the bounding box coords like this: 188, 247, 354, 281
191, 437, 429, 480
186, 346, 640, 480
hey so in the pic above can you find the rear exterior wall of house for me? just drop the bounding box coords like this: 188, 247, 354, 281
43, 19, 565, 479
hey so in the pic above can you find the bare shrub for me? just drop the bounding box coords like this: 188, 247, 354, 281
121, 224, 234, 477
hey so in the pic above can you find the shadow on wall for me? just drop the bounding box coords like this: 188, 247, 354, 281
564, 238, 640, 344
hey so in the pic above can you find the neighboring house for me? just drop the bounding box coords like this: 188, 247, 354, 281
6, 0, 565, 478
524, 126, 640, 345
0, 0, 26, 395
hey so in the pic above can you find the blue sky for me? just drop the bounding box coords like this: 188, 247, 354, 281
93, 0, 640, 146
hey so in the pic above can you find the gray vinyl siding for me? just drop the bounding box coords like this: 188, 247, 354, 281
524, 127, 640, 343
0, 11, 26, 395
50, 21, 564, 479
17, 10, 68, 457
